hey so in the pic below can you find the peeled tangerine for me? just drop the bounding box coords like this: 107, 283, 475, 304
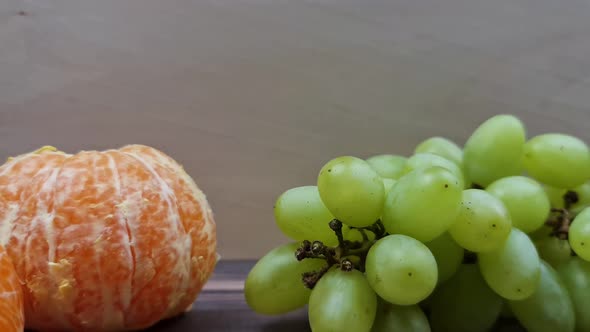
0, 245, 24, 332
0, 145, 217, 331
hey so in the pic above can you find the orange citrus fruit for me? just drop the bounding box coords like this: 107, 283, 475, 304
0, 145, 217, 331
0, 244, 24, 332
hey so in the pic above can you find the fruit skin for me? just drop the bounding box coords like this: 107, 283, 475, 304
544, 185, 566, 208
274, 186, 338, 246
318, 156, 385, 227
523, 133, 590, 189
424, 232, 463, 284
382, 178, 397, 195
534, 236, 572, 269
245, 243, 325, 315
403, 153, 465, 188
570, 182, 590, 215
415, 136, 463, 167
509, 261, 575, 332
449, 189, 512, 253
365, 234, 438, 305
0, 145, 217, 332
557, 257, 590, 332
366, 155, 407, 180
478, 228, 541, 300
382, 166, 462, 242
569, 207, 590, 261
0, 245, 24, 332
308, 268, 377, 332
463, 114, 525, 187
371, 301, 431, 332
429, 264, 502, 332
544, 182, 590, 212
486, 176, 550, 233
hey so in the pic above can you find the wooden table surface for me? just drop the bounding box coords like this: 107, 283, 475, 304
138, 260, 525, 332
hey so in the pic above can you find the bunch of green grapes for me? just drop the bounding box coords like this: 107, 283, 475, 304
244, 114, 590, 332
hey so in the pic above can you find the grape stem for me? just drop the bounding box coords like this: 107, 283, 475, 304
329, 219, 347, 248
296, 241, 339, 265
346, 240, 374, 256
297, 219, 387, 289
357, 229, 369, 242
542, 191, 579, 241
546, 208, 571, 240
302, 264, 332, 289
349, 219, 387, 239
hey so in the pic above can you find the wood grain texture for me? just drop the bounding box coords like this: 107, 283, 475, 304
1, 0, 590, 258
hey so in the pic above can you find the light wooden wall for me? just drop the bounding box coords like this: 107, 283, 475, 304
2, 0, 590, 258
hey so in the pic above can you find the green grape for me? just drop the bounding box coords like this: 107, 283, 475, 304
544, 185, 566, 209
557, 257, 590, 332
425, 232, 464, 283
509, 261, 575, 332
429, 264, 502, 332
534, 235, 572, 268
544, 182, 590, 212
478, 228, 541, 300
318, 156, 385, 227
244, 243, 326, 315
274, 186, 338, 246
543, 185, 567, 209
382, 166, 462, 242
529, 224, 553, 241
403, 153, 465, 188
344, 227, 376, 243
571, 182, 590, 215
366, 154, 407, 179
449, 189, 512, 252
415, 136, 463, 166
382, 178, 396, 195
486, 176, 550, 233
308, 268, 377, 332
371, 301, 431, 332
463, 114, 525, 187
568, 207, 590, 261
365, 234, 438, 305
523, 133, 590, 189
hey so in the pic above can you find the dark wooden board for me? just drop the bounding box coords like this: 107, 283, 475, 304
145, 260, 310, 332
144, 260, 525, 332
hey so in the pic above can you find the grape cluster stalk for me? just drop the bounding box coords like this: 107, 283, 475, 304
295, 219, 387, 288
244, 114, 590, 332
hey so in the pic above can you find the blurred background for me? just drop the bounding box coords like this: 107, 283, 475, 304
1, 0, 590, 259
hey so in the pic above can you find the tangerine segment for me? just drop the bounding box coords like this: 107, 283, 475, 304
106, 149, 186, 329
0, 145, 217, 331
1, 152, 69, 329
119, 145, 217, 319
0, 245, 24, 332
